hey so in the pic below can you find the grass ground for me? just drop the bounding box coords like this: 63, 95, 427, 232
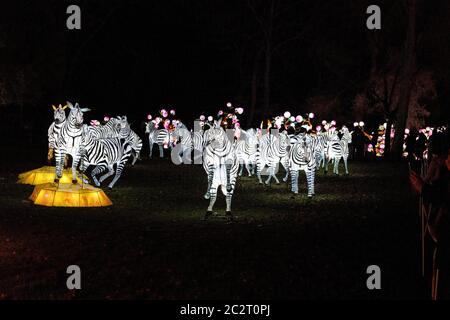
0, 147, 424, 299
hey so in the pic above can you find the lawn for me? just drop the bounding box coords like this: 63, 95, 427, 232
0, 147, 424, 299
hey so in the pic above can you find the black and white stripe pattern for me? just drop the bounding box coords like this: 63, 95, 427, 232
145, 121, 171, 158
80, 125, 132, 189
235, 128, 258, 176
325, 127, 352, 175
54, 102, 90, 183
202, 121, 238, 219
256, 130, 289, 185
288, 133, 316, 197
118, 116, 142, 165
47, 105, 67, 162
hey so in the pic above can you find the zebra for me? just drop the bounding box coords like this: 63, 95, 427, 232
202, 121, 238, 220
325, 126, 352, 175
47, 104, 67, 163
235, 128, 258, 176
145, 121, 171, 158
80, 124, 133, 189
289, 134, 316, 197
171, 121, 193, 163
117, 116, 143, 165
54, 102, 90, 184
256, 130, 289, 185
86, 117, 122, 139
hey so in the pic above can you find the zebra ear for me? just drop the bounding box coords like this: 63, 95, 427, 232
52, 105, 57, 111
80, 108, 91, 113
66, 101, 73, 109
62, 104, 68, 110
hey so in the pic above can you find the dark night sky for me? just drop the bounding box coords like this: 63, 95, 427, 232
0, 0, 449, 136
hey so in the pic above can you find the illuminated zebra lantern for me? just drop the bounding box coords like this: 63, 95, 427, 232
202, 120, 238, 220
47, 104, 67, 163
235, 128, 258, 176
256, 130, 289, 185
118, 116, 143, 166
289, 133, 316, 197
80, 122, 132, 189
54, 102, 90, 184
326, 126, 352, 175
145, 120, 171, 158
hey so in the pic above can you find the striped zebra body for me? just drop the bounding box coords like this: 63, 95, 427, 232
235, 128, 258, 176
80, 125, 132, 189
192, 130, 204, 163
54, 102, 90, 184
256, 131, 289, 185
172, 122, 193, 163
118, 116, 142, 165
86, 117, 121, 139
145, 122, 171, 158
289, 134, 316, 197
326, 127, 352, 175
47, 106, 66, 162
202, 123, 238, 218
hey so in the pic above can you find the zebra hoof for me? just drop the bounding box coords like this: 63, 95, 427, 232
202, 211, 213, 221
54, 178, 60, 184
276, 182, 280, 185
108, 187, 113, 190
72, 180, 77, 184
226, 186, 232, 192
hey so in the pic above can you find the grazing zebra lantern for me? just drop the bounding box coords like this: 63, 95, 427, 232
171, 121, 193, 164
54, 102, 90, 184
202, 120, 238, 221
47, 104, 67, 163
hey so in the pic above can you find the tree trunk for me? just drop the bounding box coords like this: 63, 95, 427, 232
247, 48, 263, 127
391, 0, 416, 159
384, 119, 393, 158
262, 40, 271, 119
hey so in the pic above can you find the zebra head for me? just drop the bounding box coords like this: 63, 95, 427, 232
52, 104, 67, 124
67, 101, 90, 129
340, 126, 352, 142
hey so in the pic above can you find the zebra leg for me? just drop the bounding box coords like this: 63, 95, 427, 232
334, 157, 340, 175
306, 169, 314, 197
159, 144, 164, 158
99, 166, 115, 183
204, 184, 218, 219
225, 162, 232, 192
149, 142, 153, 158
343, 156, 349, 175
238, 159, 244, 176
225, 187, 234, 221
54, 151, 64, 182
290, 169, 299, 194
257, 162, 263, 184
310, 169, 316, 196
245, 161, 252, 176
91, 165, 107, 187
204, 166, 214, 199
264, 166, 273, 185
273, 166, 280, 185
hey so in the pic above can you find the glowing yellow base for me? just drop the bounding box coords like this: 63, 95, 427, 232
29, 183, 113, 207
17, 166, 88, 185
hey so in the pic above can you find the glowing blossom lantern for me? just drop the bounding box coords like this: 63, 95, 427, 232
405, 128, 410, 134
289, 116, 295, 122
218, 110, 224, 116
330, 120, 336, 126
226, 102, 232, 108
308, 113, 315, 119
284, 111, 291, 119
104, 116, 110, 122
316, 125, 322, 132
208, 116, 213, 122
359, 121, 365, 127
296, 115, 303, 123
160, 109, 168, 118
322, 120, 327, 126
147, 114, 152, 120
235, 107, 244, 115
354, 122, 359, 127
170, 109, 176, 116
200, 115, 205, 121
